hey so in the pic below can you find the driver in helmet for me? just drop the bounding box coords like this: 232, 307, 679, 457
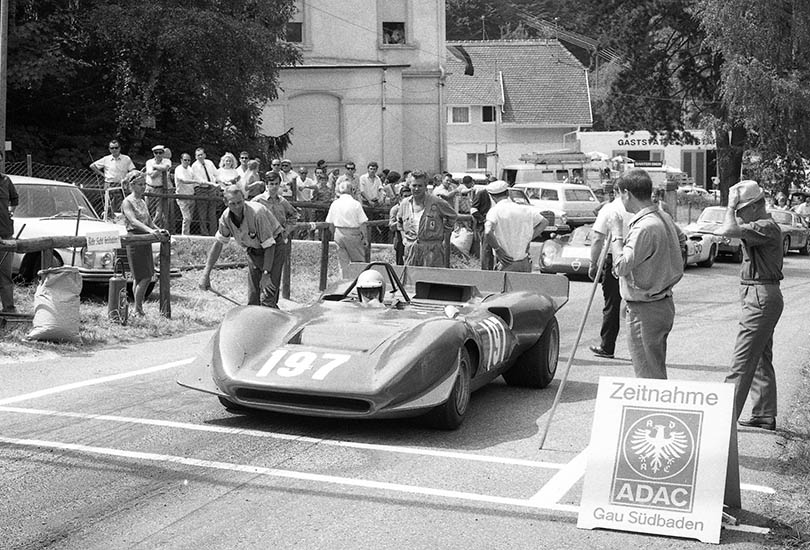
356, 270, 386, 306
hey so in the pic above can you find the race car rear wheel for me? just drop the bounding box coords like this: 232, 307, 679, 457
425, 347, 472, 430
504, 317, 559, 389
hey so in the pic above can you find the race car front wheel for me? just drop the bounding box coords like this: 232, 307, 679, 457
425, 347, 472, 430
504, 317, 559, 389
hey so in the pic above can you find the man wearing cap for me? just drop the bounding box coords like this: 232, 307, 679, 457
145, 145, 173, 229
200, 185, 282, 307
398, 170, 457, 267
279, 159, 299, 199
607, 168, 685, 379
715, 180, 783, 430
484, 180, 547, 272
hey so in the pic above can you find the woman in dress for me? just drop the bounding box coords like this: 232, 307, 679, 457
216, 152, 241, 190
121, 171, 169, 315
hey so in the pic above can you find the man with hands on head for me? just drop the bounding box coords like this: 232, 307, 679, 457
714, 180, 783, 431
199, 185, 283, 308
607, 169, 685, 379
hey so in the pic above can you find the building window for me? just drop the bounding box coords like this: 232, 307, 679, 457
482, 106, 497, 123
383, 22, 406, 44
449, 107, 470, 124
286, 22, 303, 43
467, 153, 487, 170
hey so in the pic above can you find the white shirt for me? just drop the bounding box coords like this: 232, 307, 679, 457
326, 194, 368, 228
296, 176, 316, 201
191, 159, 218, 188
145, 158, 172, 188
593, 197, 633, 237
485, 200, 546, 260
174, 165, 196, 195
358, 173, 383, 202
90, 154, 135, 185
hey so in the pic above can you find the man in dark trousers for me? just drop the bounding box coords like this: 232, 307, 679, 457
588, 182, 632, 358
470, 181, 493, 269
715, 180, 783, 430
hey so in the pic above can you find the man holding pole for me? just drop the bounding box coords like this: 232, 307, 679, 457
199, 185, 282, 308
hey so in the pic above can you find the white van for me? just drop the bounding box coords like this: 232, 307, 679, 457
513, 181, 600, 227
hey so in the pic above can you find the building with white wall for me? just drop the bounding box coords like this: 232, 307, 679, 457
444, 39, 592, 176
576, 130, 717, 188
259, 0, 446, 172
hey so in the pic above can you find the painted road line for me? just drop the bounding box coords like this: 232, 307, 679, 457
0, 358, 194, 406
0, 436, 579, 514
739, 483, 776, 494
529, 447, 589, 505
0, 406, 565, 470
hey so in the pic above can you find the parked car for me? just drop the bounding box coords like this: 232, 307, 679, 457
514, 181, 600, 227
683, 206, 743, 262
449, 172, 489, 186
537, 224, 719, 277
10, 176, 177, 288
767, 208, 810, 256
178, 262, 569, 430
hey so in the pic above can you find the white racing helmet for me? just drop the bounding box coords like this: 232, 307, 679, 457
356, 270, 386, 303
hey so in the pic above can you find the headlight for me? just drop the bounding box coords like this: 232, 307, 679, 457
559, 213, 568, 225
99, 251, 113, 266
82, 248, 95, 267
540, 242, 560, 267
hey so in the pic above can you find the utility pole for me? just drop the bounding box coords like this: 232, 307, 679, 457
0, 0, 7, 173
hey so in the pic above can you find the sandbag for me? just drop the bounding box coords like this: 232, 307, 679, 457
450, 225, 473, 255
27, 266, 82, 343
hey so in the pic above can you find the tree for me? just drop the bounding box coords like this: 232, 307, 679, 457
7, 0, 301, 167
698, 0, 810, 193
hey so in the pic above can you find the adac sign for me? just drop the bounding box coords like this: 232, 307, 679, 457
612, 409, 700, 512
577, 377, 737, 544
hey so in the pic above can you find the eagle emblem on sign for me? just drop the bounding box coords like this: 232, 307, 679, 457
622, 413, 695, 480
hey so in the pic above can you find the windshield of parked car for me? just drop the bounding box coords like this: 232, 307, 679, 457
564, 189, 597, 202
697, 208, 726, 223
770, 211, 792, 225
14, 184, 100, 219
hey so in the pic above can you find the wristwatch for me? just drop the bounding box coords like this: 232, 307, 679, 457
262, 270, 271, 275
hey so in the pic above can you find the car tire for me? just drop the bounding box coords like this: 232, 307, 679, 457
503, 317, 559, 389
730, 246, 743, 263
15, 252, 64, 284
218, 396, 250, 412
698, 244, 717, 268
799, 239, 810, 256
425, 347, 472, 430
782, 236, 790, 256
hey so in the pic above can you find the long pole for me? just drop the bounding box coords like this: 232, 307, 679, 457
538, 233, 610, 449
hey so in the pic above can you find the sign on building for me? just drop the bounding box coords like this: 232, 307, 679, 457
578, 377, 738, 544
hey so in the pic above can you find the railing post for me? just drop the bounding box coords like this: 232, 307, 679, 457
444, 230, 451, 268
320, 226, 330, 290
282, 237, 291, 300
40, 246, 53, 272
159, 238, 171, 318
26, 154, 32, 177
364, 225, 371, 262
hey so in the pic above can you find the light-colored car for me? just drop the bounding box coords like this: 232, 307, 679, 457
10, 176, 176, 286
767, 208, 810, 256
513, 181, 600, 227
684, 206, 742, 262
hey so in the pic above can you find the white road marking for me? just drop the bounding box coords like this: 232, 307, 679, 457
739, 483, 776, 494
0, 436, 579, 514
0, 358, 194, 406
529, 447, 589, 504
0, 406, 565, 470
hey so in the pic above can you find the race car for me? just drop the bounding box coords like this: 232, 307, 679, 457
178, 262, 569, 429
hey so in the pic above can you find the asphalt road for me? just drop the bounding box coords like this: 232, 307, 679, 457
1, 254, 808, 549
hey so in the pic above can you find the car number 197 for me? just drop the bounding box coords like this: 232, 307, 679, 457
255, 349, 351, 380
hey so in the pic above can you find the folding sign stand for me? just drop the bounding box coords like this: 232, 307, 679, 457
578, 377, 739, 544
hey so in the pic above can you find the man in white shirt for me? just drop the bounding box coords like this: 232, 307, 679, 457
484, 180, 547, 272
236, 151, 250, 178
145, 145, 173, 229
279, 159, 299, 199
326, 180, 368, 278
358, 161, 384, 206
174, 153, 197, 235
90, 140, 136, 219
191, 147, 219, 236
